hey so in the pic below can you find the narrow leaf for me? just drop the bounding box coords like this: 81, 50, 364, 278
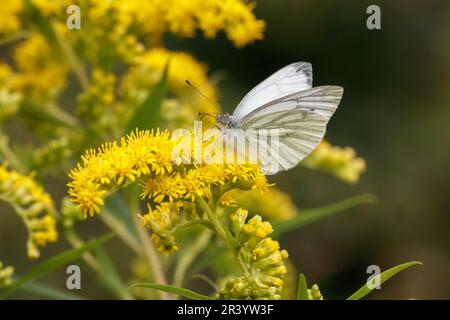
272, 194, 376, 238
92, 246, 134, 300
190, 274, 219, 291
347, 261, 422, 300
127, 63, 169, 131
131, 283, 215, 300
297, 273, 309, 300
19, 280, 87, 300
0, 233, 114, 299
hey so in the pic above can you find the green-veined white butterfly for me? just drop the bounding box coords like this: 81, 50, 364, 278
199, 62, 343, 175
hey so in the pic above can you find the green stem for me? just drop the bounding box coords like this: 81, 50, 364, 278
100, 208, 142, 255
63, 227, 133, 300
132, 215, 171, 300
173, 230, 212, 287
196, 197, 247, 274
46, 105, 83, 130
175, 219, 215, 232
126, 196, 171, 300
197, 197, 237, 248
0, 30, 28, 46
50, 19, 90, 90
0, 134, 27, 173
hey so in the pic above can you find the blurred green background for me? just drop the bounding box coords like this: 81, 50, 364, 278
1, 0, 449, 299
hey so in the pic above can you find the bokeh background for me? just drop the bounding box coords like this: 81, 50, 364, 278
1, 0, 449, 299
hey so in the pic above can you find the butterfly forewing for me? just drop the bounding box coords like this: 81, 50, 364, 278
232, 62, 313, 119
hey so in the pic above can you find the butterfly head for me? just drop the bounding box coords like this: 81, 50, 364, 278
197, 112, 236, 129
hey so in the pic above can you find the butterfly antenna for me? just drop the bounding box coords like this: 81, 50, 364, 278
185, 79, 219, 109
196, 112, 217, 121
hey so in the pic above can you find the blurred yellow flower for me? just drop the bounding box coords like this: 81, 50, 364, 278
308, 284, 324, 300
0, 261, 14, 288
0, 0, 24, 36
231, 187, 297, 222
13, 33, 68, 100
0, 164, 58, 259
303, 140, 366, 184
121, 48, 220, 128
0, 62, 22, 122
31, 0, 69, 17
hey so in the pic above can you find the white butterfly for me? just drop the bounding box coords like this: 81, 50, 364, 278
204, 62, 343, 175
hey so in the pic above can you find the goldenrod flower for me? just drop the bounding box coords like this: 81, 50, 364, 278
140, 203, 182, 255
13, 33, 68, 101
308, 284, 324, 300
87, 0, 264, 46
78, 69, 118, 132
219, 208, 288, 299
0, 261, 14, 288
32, 136, 72, 171
69, 129, 274, 256
0, 164, 58, 259
303, 140, 367, 184
219, 193, 237, 207
0, 62, 22, 122
121, 48, 220, 128
0, 0, 24, 36
69, 129, 269, 218
31, 0, 70, 17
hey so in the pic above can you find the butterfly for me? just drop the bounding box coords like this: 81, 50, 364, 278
198, 62, 343, 175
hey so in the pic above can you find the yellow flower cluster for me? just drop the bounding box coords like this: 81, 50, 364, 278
0, 1, 23, 36
68, 129, 270, 218
307, 284, 324, 300
0, 164, 58, 259
140, 203, 182, 255
0, 62, 22, 122
303, 140, 367, 184
0, 261, 14, 288
68, 129, 174, 217
78, 68, 120, 132
219, 208, 288, 299
31, 0, 70, 17
32, 136, 72, 171
121, 48, 219, 129
85, 0, 264, 47
13, 33, 68, 101
68, 129, 272, 255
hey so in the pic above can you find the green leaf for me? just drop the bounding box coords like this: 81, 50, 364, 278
0, 233, 114, 299
24, 0, 58, 45
92, 246, 133, 300
127, 62, 169, 132
131, 283, 215, 300
347, 261, 422, 300
272, 194, 376, 239
297, 273, 309, 300
104, 192, 140, 243
189, 274, 219, 291
18, 280, 87, 300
